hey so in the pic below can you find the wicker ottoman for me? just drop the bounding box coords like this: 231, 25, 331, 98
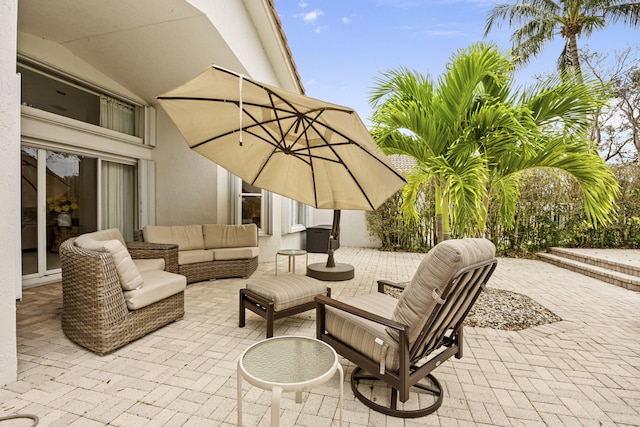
239, 275, 330, 338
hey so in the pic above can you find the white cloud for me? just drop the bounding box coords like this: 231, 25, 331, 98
342, 17, 352, 24
301, 9, 324, 23
425, 30, 466, 37
298, 1, 308, 7
314, 25, 328, 33
306, 79, 317, 86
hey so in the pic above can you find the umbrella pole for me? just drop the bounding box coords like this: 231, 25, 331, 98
307, 209, 354, 281
326, 210, 340, 268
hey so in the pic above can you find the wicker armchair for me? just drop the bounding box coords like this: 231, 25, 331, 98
59, 238, 185, 355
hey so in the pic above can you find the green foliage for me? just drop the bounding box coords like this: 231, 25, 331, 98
365, 183, 436, 252
366, 164, 639, 253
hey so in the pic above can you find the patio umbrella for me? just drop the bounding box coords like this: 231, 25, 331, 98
157, 65, 406, 277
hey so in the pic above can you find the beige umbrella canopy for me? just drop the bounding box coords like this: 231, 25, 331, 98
158, 66, 406, 276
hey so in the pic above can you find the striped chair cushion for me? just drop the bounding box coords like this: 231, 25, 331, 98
389, 238, 496, 343
246, 275, 326, 311
326, 292, 401, 372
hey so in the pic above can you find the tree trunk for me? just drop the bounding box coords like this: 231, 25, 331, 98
569, 34, 583, 83
435, 185, 451, 242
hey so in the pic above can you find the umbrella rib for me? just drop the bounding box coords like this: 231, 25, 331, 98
302, 111, 406, 182
299, 112, 391, 210
188, 110, 297, 150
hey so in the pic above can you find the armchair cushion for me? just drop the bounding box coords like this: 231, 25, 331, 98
80, 227, 126, 245
75, 236, 144, 291
326, 292, 401, 371
123, 270, 186, 310
133, 258, 165, 272
389, 238, 496, 343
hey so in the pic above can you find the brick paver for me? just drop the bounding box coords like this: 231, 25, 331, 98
1, 248, 639, 426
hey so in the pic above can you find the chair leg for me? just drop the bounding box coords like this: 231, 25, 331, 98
239, 289, 246, 328
266, 302, 274, 338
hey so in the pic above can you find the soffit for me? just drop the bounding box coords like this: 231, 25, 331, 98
18, 0, 242, 103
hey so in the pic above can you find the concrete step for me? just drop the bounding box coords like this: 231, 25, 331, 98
548, 247, 640, 278
537, 252, 640, 292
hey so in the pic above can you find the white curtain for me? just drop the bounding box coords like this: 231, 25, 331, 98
100, 95, 135, 135
102, 161, 137, 241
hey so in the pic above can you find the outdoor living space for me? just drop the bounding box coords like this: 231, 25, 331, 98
2, 247, 640, 426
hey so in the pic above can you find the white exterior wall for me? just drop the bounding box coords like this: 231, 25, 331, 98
154, 0, 305, 261
0, 0, 19, 386
154, 107, 220, 226
311, 209, 380, 248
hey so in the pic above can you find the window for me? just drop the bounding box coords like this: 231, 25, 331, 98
236, 180, 271, 234
18, 62, 143, 137
288, 200, 308, 233
241, 181, 262, 228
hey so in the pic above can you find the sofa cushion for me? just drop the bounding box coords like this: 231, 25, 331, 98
326, 292, 401, 372
178, 249, 214, 265
203, 224, 257, 249
133, 258, 165, 272
210, 247, 259, 261
143, 225, 204, 251
75, 236, 144, 291
80, 228, 126, 245
389, 238, 496, 344
123, 270, 186, 310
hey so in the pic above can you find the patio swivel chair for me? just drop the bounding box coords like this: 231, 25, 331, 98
315, 238, 497, 418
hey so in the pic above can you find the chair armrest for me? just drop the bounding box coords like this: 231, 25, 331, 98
315, 294, 408, 332
377, 279, 407, 293
126, 241, 179, 274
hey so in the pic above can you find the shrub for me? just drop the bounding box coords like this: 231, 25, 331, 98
366, 164, 639, 253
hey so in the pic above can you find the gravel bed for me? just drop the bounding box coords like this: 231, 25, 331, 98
385, 286, 562, 331
464, 288, 562, 331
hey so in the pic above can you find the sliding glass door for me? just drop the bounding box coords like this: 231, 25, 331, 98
21, 147, 97, 275
101, 161, 138, 242
21, 146, 138, 284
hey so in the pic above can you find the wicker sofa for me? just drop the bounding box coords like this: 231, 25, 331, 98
59, 228, 186, 355
140, 223, 259, 284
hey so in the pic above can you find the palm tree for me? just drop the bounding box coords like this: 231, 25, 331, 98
370, 44, 515, 240
484, 0, 640, 78
370, 42, 617, 242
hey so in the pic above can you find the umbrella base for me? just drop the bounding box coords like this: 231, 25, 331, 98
306, 262, 354, 281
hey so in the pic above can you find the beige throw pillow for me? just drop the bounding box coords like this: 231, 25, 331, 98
75, 236, 144, 291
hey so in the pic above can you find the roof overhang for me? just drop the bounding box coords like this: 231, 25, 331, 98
17, 0, 298, 104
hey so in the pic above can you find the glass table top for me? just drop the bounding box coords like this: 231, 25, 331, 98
241, 336, 336, 384
277, 249, 307, 256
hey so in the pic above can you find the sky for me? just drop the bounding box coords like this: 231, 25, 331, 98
273, 0, 640, 125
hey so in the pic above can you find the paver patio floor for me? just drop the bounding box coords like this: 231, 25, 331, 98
2, 247, 639, 426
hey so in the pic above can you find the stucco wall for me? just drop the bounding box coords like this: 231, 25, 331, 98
0, 0, 19, 386
154, 108, 220, 226
311, 209, 380, 248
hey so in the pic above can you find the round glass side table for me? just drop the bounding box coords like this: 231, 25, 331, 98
275, 249, 308, 275
237, 336, 343, 426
